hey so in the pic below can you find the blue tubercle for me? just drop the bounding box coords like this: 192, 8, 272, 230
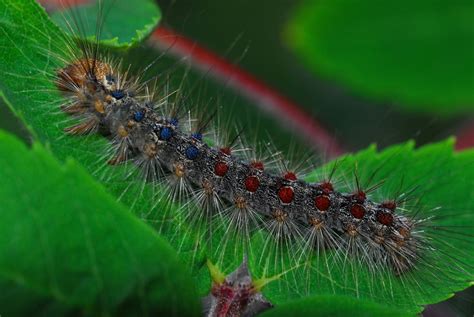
134, 111, 144, 122
105, 74, 115, 83
185, 146, 199, 160
160, 127, 173, 140
112, 90, 125, 100
170, 118, 179, 126
191, 132, 203, 141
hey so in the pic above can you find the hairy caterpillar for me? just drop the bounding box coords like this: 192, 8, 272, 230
56, 49, 422, 273
2, 0, 473, 315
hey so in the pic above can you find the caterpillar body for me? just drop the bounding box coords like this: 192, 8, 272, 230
57, 55, 420, 276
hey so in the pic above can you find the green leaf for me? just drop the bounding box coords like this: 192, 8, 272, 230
259, 295, 413, 317
0, 130, 199, 316
51, 0, 161, 48
286, 0, 474, 114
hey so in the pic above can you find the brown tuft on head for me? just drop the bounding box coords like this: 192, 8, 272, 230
56, 58, 111, 92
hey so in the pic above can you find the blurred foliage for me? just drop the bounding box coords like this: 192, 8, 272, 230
286, 0, 474, 115
0, 130, 199, 316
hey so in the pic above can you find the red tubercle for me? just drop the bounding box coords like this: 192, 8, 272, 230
314, 195, 331, 211
283, 171, 297, 181
353, 190, 366, 203
220, 147, 232, 155
320, 181, 334, 194
377, 211, 394, 226
350, 204, 366, 219
250, 161, 265, 171
245, 176, 260, 192
381, 200, 397, 211
278, 186, 294, 204
214, 161, 229, 177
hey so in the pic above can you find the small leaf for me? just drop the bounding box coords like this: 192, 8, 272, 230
51, 0, 161, 48
286, 0, 474, 114
0, 130, 199, 316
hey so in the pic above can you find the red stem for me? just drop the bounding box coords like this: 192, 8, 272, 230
150, 26, 344, 157
455, 121, 474, 150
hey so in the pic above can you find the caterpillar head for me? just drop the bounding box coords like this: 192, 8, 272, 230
56, 58, 112, 92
